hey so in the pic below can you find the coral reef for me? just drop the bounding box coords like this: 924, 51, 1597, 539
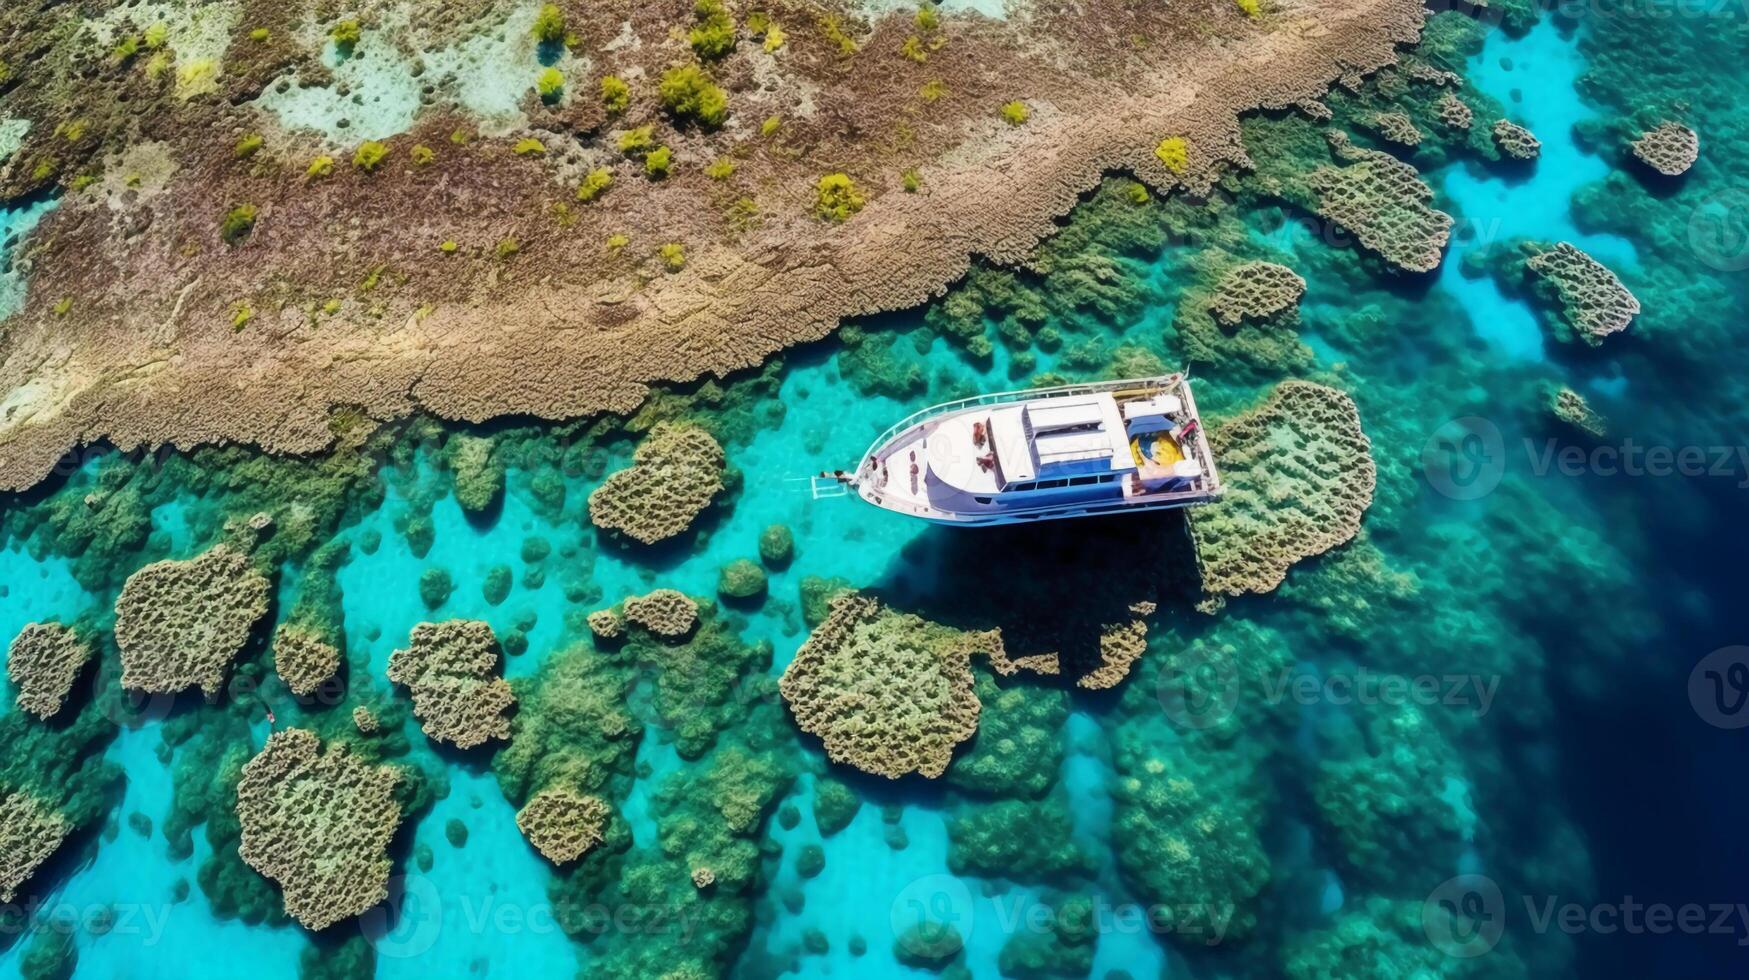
1435, 91, 1473, 130
947, 797, 1092, 881
588, 424, 725, 544
6, 623, 91, 719
0, 0, 1431, 492
945, 676, 1067, 798
444, 434, 504, 514
386, 621, 517, 749
1077, 608, 1153, 691
351, 706, 379, 735
235, 728, 403, 930
1549, 386, 1607, 438
812, 779, 861, 836
1191, 381, 1377, 599
758, 524, 794, 568
1629, 122, 1698, 176
587, 609, 623, 640
716, 559, 768, 600
1305, 132, 1452, 272
1369, 111, 1423, 146
1492, 118, 1542, 160
622, 589, 699, 639
1207, 262, 1307, 328
515, 787, 612, 865
114, 544, 271, 697
780, 594, 991, 779
0, 789, 70, 903
271, 624, 339, 697
1524, 242, 1641, 345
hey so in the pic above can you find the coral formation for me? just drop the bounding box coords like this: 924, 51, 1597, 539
515, 787, 612, 864
386, 621, 517, 749
1492, 118, 1542, 160
445, 435, 504, 514
0, 789, 70, 902
1549, 387, 1607, 438
1305, 132, 1452, 272
587, 609, 623, 640
758, 524, 794, 568
114, 544, 271, 697
1524, 242, 1641, 345
6, 623, 91, 719
1369, 111, 1423, 146
351, 706, 379, 735
812, 779, 861, 836
1191, 381, 1377, 598
1629, 121, 1698, 176
588, 424, 725, 544
1207, 262, 1307, 328
780, 594, 991, 779
717, 559, 768, 601
622, 589, 699, 639
271, 624, 339, 697
1435, 91, 1473, 130
1078, 605, 1155, 691
234, 728, 403, 930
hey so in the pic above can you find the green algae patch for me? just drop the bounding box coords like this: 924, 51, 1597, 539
1191, 381, 1376, 602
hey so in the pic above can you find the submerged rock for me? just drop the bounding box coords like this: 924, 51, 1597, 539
1492, 118, 1542, 160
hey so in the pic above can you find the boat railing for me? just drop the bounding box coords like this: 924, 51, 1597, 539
856, 374, 1182, 476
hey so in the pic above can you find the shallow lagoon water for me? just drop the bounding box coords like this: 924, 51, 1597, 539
0, 9, 1743, 980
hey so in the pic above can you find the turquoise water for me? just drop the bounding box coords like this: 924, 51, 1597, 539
2, 8, 1746, 980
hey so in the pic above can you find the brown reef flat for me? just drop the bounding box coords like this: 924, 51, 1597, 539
0, 0, 1425, 490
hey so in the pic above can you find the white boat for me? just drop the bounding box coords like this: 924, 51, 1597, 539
825, 373, 1221, 526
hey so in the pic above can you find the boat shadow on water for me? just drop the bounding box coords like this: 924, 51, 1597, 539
867, 507, 1205, 685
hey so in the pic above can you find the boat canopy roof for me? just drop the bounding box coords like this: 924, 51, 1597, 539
928, 393, 1135, 494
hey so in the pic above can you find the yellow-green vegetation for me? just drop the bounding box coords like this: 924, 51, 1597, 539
1236, 0, 1263, 18
56, 120, 86, 143
248, 28, 270, 42
496, 238, 520, 260
816, 13, 858, 55
704, 158, 736, 180
659, 243, 686, 271
916, 5, 941, 30
576, 168, 613, 202
0, 60, 11, 84
353, 141, 389, 172
450, 127, 473, 145
920, 79, 947, 103
306, 155, 335, 180
51, 297, 72, 316
532, 3, 566, 44
727, 196, 759, 228
618, 125, 655, 156
645, 145, 673, 178
901, 168, 921, 193
1001, 100, 1030, 125
330, 19, 362, 53
231, 303, 253, 331
761, 115, 782, 137
606, 232, 630, 249
901, 36, 927, 63
233, 133, 263, 160
601, 75, 631, 114
1125, 181, 1150, 204
68, 174, 96, 192
410, 144, 435, 166
536, 67, 563, 102
659, 65, 728, 128
221, 204, 258, 244
111, 35, 141, 66
144, 22, 169, 49
513, 138, 546, 156
690, 0, 737, 61
764, 24, 787, 52
1154, 136, 1189, 174
439, 240, 459, 253
815, 173, 865, 223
